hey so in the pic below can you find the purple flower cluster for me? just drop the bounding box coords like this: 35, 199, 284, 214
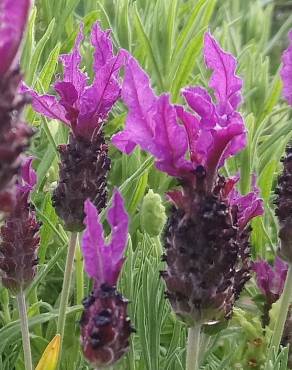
113, 33, 246, 188
23, 22, 125, 140
80, 191, 133, 367
113, 32, 263, 324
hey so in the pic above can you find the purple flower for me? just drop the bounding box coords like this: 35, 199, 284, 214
23, 22, 124, 231
281, 31, 292, 105
22, 22, 126, 140
0, 157, 40, 293
228, 176, 264, 230
0, 0, 31, 77
112, 32, 246, 186
82, 190, 129, 288
113, 31, 263, 326
253, 257, 288, 305
80, 191, 133, 367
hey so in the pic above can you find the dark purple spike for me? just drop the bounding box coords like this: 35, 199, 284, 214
52, 132, 110, 231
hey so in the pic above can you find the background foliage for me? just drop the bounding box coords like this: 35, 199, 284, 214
1, 0, 292, 369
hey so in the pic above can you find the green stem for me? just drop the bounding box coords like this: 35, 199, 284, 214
268, 263, 292, 355
17, 288, 33, 370
2, 288, 11, 324
57, 232, 78, 367
75, 236, 84, 304
186, 325, 201, 370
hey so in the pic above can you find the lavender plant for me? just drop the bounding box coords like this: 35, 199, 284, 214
2, 1, 292, 369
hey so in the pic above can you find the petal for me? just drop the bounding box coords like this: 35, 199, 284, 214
21, 156, 37, 189
113, 57, 191, 177
91, 22, 114, 72
77, 51, 125, 138
153, 95, 191, 177
229, 181, 264, 230
182, 86, 217, 128
59, 24, 88, 98
0, 0, 30, 76
252, 260, 272, 297
112, 56, 157, 154
104, 190, 129, 285
21, 83, 70, 125
82, 192, 129, 287
280, 30, 292, 106
205, 113, 246, 184
204, 32, 243, 113
176, 105, 212, 165
82, 200, 106, 283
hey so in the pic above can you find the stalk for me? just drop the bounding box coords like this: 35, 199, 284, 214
57, 232, 78, 367
186, 325, 201, 370
17, 287, 33, 370
268, 263, 292, 355
75, 236, 84, 304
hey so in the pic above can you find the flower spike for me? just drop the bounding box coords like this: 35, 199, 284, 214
80, 191, 133, 368
0, 158, 40, 294
113, 32, 263, 326
23, 22, 126, 231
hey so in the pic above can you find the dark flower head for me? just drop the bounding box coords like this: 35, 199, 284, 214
0, 157, 40, 294
80, 191, 133, 367
253, 257, 288, 305
22, 22, 126, 140
113, 32, 263, 325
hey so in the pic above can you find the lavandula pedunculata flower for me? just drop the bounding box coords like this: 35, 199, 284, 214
112, 32, 263, 328
23, 23, 125, 231
0, 0, 33, 211
0, 157, 40, 294
80, 191, 134, 368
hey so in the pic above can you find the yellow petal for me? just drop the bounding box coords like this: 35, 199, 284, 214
36, 334, 61, 370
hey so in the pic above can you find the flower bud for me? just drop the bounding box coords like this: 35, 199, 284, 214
140, 189, 166, 237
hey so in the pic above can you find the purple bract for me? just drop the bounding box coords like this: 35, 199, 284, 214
112, 32, 246, 187
22, 22, 126, 140
253, 257, 288, 305
82, 190, 129, 288
0, 0, 31, 76
281, 30, 292, 106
